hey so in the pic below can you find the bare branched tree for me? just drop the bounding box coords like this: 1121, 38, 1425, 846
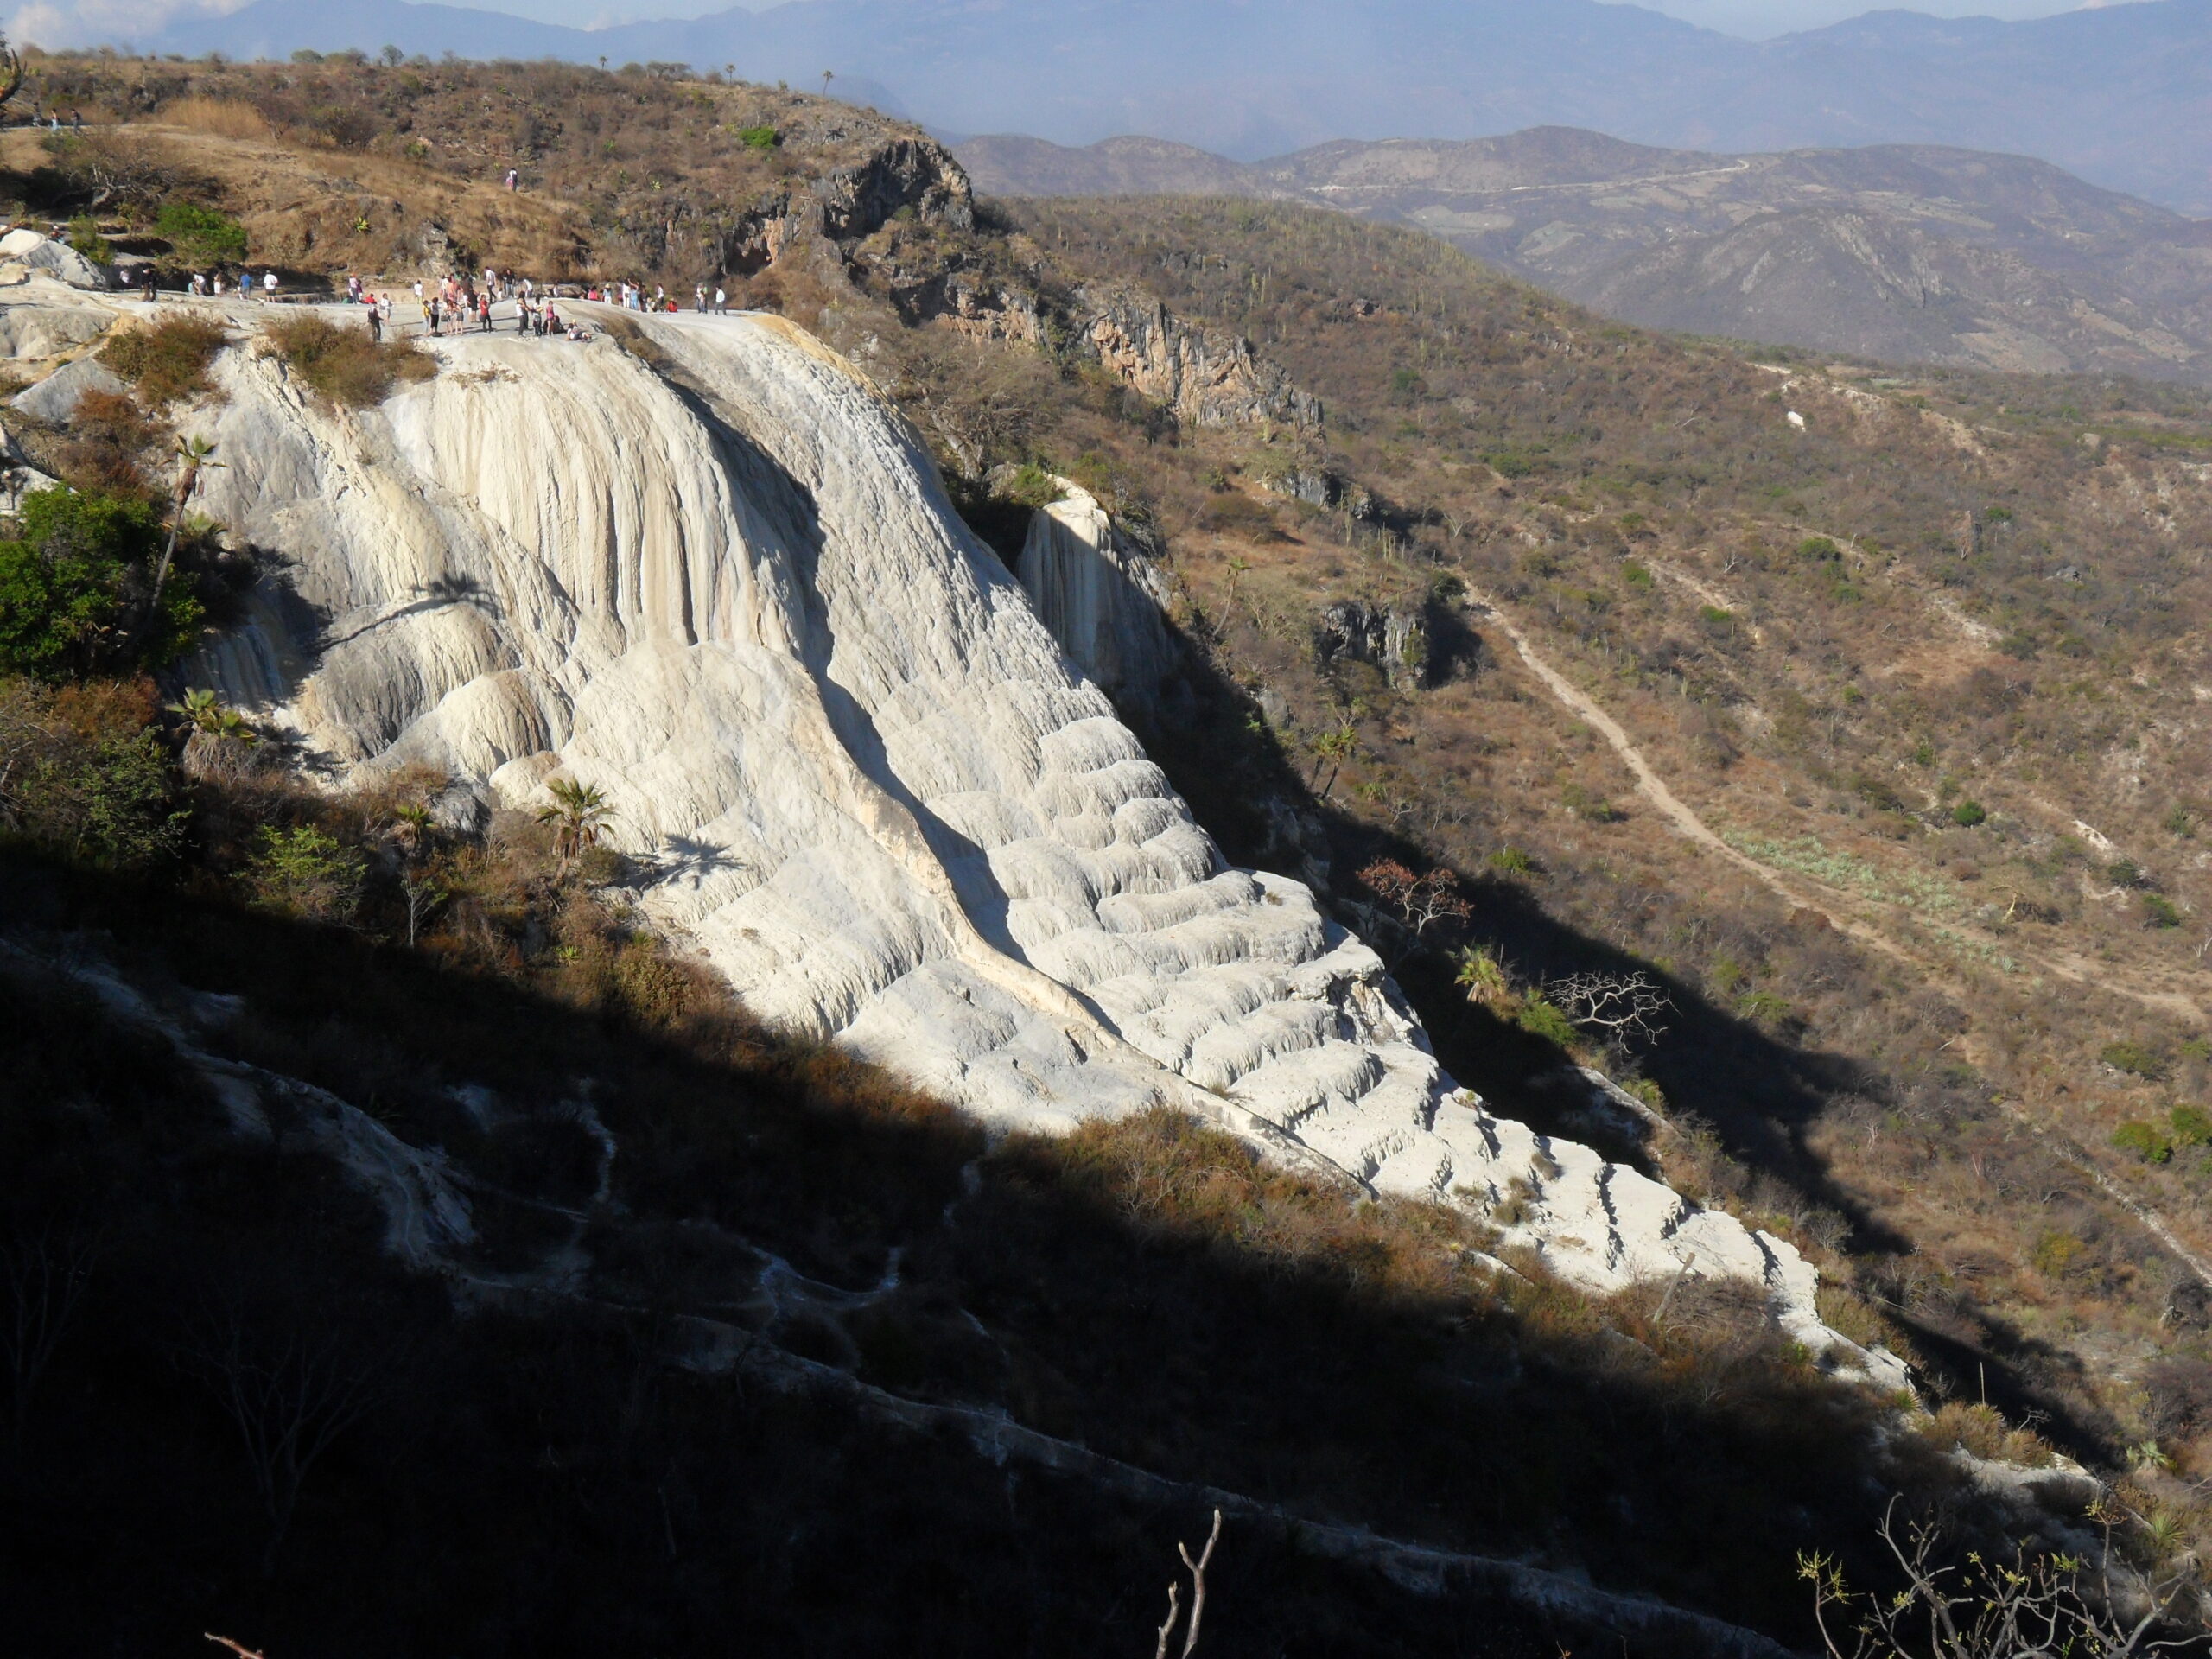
1545, 970, 1674, 1045
1357, 859, 1471, 968
1801, 1500, 2205, 1659
1, 1218, 98, 1450
1153, 1509, 1223, 1659
184, 1307, 382, 1578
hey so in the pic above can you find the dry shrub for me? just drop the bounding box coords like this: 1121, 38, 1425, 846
49, 387, 156, 494
1916, 1400, 2056, 1468
162, 97, 274, 140
264, 313, 434, 407
100, 311, 230, 408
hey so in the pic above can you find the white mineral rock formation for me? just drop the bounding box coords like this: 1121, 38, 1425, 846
6, 289, 1901, 1386
1014, 480, 1177, 709
0, 229, 110, 291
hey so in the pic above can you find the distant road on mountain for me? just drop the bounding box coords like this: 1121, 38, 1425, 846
130, 0, 2212, 215
961, 127, 2212, 386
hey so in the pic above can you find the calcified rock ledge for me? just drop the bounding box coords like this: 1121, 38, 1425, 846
12, 289, 1899, 1384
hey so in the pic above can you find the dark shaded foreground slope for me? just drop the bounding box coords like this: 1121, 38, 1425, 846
0, 846, 2026, 1656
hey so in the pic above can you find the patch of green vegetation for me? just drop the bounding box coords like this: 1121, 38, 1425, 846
2101, 1039, 2166, 1079
154, 200, 249, 266
2113, 1121, 2174, 1164
998, 461, 1066, 509
1951, 800, 1986, 827
1723, 830, 1961, 918
0, 488, 200, 681
66, 214, 114, 266
736, 124, 779, 151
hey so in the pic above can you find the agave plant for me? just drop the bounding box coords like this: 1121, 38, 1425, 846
166, 686, 257, 745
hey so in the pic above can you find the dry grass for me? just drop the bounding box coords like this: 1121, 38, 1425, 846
158, 96, 274, 140
99, 310, 229, 407
264, 312, 435, 405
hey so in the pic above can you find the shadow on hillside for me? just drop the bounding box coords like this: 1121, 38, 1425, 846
0, 849, 2043, 1659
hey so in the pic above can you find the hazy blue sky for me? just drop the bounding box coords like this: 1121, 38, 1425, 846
13, 0, 2110, 56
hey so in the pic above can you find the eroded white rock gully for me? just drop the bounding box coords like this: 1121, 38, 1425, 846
14, 290, 1903, 1384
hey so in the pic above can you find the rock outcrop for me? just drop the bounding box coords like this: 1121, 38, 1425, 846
1315, 598, 1428, 690
1073, 285, 1323, 431
0, 229, 110, 291
719, 136, 973, 275
1014, 480, 1178, 709
4, 284, 1901, 1386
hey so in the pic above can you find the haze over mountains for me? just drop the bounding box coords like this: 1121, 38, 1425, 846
107, 0, 2212, 216
963, 127, 2212, 385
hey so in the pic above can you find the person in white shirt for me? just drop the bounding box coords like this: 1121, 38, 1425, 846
264, 270, 279, 297
714, 286, 727, 315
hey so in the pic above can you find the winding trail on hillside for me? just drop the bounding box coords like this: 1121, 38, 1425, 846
1470, 589, 2212, 1292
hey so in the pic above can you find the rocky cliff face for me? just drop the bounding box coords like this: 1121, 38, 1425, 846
1074, 285, 1323, 431
6, 284, 1899, 1385
721, 136, 974, 275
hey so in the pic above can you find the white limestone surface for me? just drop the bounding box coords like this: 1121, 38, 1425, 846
0, 229, 110, 291
105, 297, 1901, 1383
1014, 480, 1177, 707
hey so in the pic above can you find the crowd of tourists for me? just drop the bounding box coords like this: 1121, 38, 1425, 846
135, 257, 740, 341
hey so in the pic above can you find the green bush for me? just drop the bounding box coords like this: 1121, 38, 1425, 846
2113, 1121, 2174, 1164
2143, 893, 2182, 929
245, 823, 366, 922
0, 488, 200, 680
154, 201, 249, 266
2032, 1230, 2087, 1278
66, 214, 113, 267
737, 124, 779, 151
1951, 800, 1986, 827
1514, 995, 1578, 1048
999, 462, 1066, 509
2101, 1039, 2166, 1079
0, 684, 187, 868
1796, 536, 1841, 563
1486, 844, 1535, 875
2168, 1105, 2212, 1148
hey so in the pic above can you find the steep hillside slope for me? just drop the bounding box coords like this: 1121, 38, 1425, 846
959, 127, 2212, 385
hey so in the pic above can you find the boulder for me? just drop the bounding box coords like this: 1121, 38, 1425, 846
11, 353, 126, 423
0, 301, 115, 359
0, 229, 111, 291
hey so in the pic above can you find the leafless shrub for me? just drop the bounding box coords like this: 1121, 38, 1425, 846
1802, 1501, 2202, 1659
1153, 1508, 1222, 1659
1546, 970, 1674, 1045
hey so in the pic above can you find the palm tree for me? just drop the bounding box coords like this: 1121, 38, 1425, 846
820, 68, 834, 99
537, 778, 613, 865
1223, 556, 1251, 615
146, 435, 223, 639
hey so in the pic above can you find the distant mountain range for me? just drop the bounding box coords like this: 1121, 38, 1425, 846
125, 0, 2212, 216
961, 128, 2212, 385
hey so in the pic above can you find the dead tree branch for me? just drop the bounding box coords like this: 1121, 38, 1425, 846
1152, 1509, 1224, 1658
1545, 970, 1674, 1045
